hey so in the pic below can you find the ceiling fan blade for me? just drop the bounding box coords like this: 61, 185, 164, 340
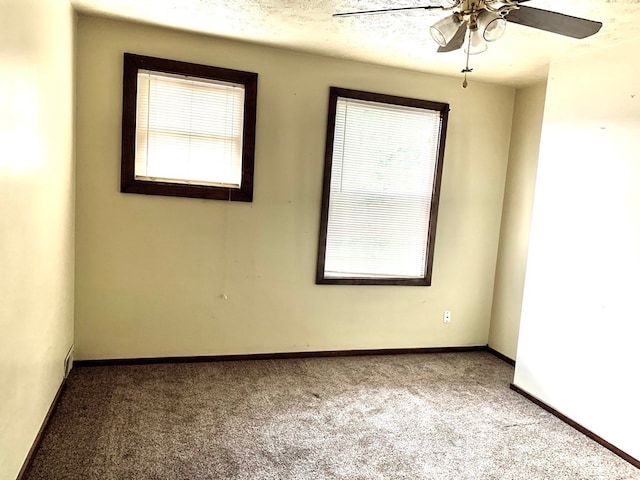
506, 6, 602, 39
333, 6, 443, 17
437, 23, 467, 53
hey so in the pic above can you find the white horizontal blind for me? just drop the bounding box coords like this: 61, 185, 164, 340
135, 70, 245, 188
324, 97, 441, 279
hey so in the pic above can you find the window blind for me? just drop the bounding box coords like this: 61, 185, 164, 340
135, 70, 245, 188
324, 97, 442, 279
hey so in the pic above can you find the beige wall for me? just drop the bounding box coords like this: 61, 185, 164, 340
0, 0, 76, 478
75, 15, 515, 360
515, 38, 640, 460
488, 82, 546, 360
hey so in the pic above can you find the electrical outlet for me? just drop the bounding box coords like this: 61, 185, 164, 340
444, 311, 451, 323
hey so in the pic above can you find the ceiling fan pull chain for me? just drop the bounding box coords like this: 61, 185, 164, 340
461, 33, 473, 88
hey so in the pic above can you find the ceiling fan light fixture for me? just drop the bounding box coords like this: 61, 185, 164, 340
429, 14, 461, 47
478, 10, 507, 42
464, 27, 488, 55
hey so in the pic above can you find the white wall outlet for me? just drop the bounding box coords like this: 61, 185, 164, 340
444, 311, 451, 323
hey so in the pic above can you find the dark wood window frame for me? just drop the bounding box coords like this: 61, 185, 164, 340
316, 87, 449, 286
121, 53, 258, 202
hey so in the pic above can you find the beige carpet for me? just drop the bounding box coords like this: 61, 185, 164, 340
24, 351, 640, 479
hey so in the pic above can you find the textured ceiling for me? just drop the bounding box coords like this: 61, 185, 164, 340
71, 0, 640, 87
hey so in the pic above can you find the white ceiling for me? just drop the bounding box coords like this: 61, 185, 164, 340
71, 0, 640, 87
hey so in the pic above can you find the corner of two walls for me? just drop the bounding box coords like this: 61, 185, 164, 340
488, 81, 547, 360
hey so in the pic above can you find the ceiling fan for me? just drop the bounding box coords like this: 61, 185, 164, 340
334, 1, 603, 87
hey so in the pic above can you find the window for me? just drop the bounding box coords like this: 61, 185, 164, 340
316, 87, 449, 286
121, 53, 257, 201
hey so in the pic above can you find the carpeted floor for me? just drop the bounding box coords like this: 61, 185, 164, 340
24, 351, 640, 479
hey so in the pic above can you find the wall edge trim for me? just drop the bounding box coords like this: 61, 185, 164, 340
486, 346, 516, 366
73, 345, 489, 367
510, 383, 640, 469
17, 376, 68, 479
